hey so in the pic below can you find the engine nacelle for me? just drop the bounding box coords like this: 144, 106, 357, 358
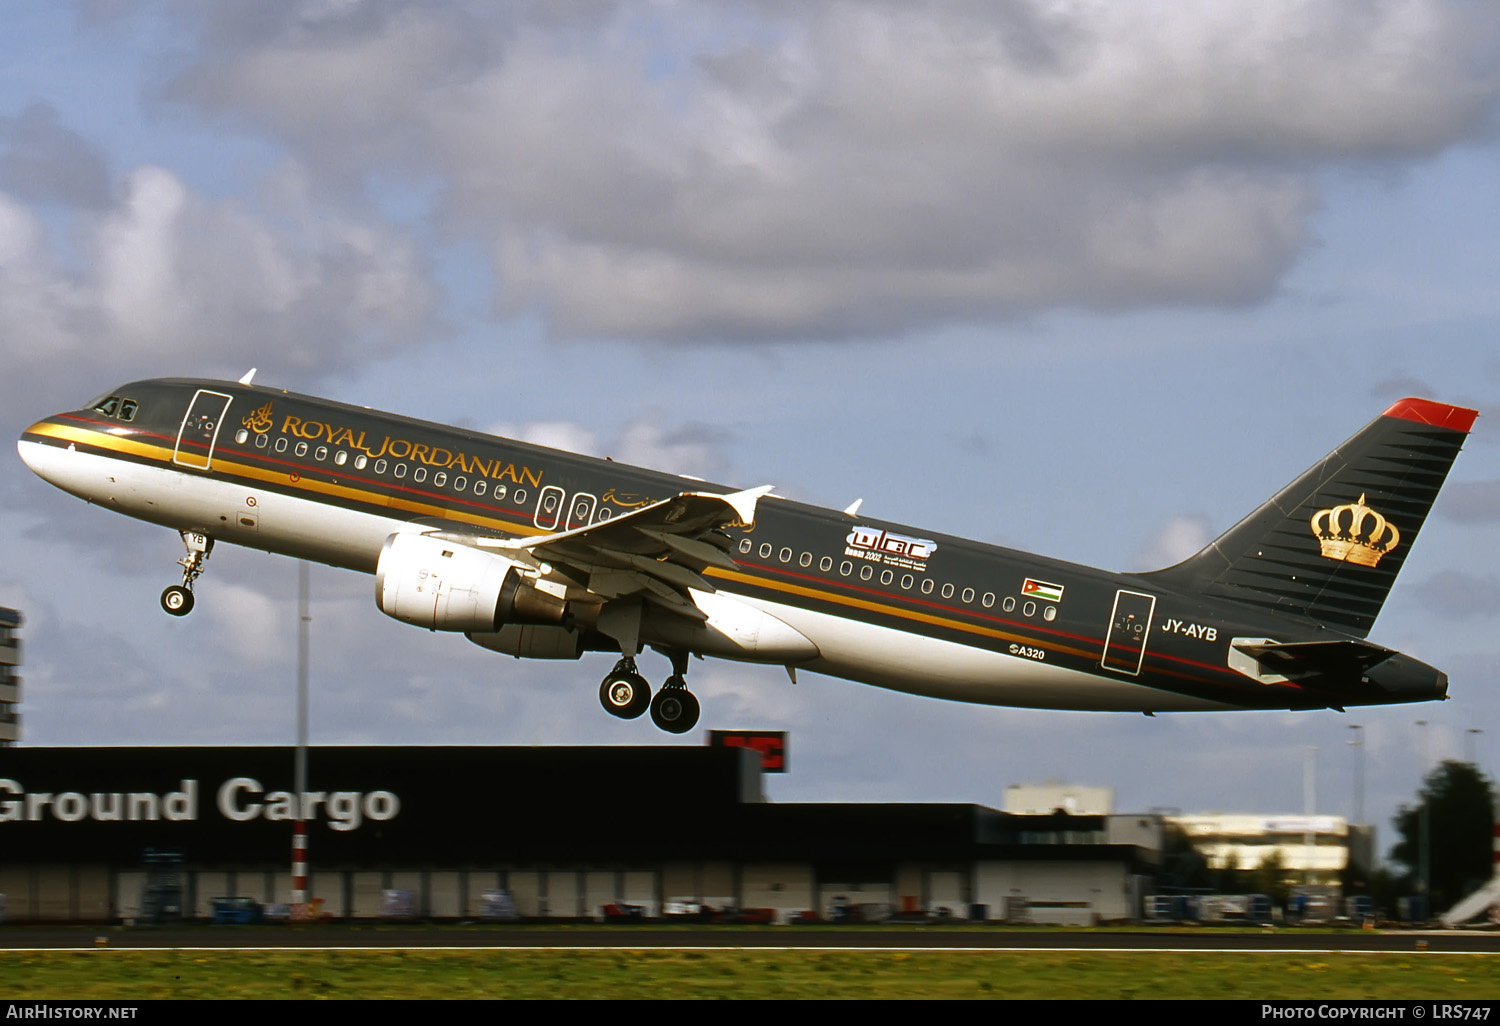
375, 532, 567, 633
468, 625, 587, 660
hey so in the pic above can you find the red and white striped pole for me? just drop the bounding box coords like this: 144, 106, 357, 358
291, 819, 308, 920
290, 561, 311, 923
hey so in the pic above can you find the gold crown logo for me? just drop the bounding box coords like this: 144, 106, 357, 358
241, 401, 274, 434
1310, 493, 1400, 568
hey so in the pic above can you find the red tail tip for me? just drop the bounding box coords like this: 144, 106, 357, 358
1383, 397, 1478, 434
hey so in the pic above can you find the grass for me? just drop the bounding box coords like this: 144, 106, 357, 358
3, 947, 1499, 1000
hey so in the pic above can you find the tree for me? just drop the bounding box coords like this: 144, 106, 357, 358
1390, 760, 1495, 914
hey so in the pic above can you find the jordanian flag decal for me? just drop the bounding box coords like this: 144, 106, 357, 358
1022, 578, 1064, 603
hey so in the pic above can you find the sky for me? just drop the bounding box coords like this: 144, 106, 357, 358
1, 1, 1498, 863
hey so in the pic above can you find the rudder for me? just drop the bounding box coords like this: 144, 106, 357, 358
1139, 398, 1477, 637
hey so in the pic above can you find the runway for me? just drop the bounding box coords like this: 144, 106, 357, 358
4, 926, 1499, 953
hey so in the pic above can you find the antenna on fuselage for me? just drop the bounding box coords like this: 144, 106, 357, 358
238, 368, 258, 385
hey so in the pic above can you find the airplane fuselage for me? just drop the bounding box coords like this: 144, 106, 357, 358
19, 378, 1460, 721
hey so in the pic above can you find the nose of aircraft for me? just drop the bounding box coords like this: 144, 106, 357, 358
17, 419, 79, 493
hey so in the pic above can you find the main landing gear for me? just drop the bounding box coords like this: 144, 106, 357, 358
160, 530, 213, 617
597, 654, 701, 734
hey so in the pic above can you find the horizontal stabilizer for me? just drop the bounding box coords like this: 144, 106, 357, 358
1233, 639, 1396, 683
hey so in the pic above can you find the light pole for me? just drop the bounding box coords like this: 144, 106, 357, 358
1417, 720, 1430, 905
1348, 724, 1364, 827
1467, 728, 1483, 767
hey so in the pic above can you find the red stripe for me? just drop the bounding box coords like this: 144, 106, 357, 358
1383, 397, 1478, 433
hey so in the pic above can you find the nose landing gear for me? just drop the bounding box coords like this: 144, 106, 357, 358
160, 530, 213, 617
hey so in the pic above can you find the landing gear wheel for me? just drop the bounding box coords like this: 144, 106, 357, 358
160, 585, 194, 617
599, 670, 650, 719
650, 685, 700, 734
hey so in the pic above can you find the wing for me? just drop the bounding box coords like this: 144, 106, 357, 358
469, 485, 773, 622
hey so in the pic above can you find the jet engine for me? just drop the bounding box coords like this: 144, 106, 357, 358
374, 532, 570, 633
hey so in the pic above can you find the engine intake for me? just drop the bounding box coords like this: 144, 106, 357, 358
375, 532, 567, 632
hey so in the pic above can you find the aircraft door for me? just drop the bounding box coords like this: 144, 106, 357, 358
173, 389, 234, 471
566, 492, 597, 530
534, 485, 566, 531
1101, 589, 1156, 676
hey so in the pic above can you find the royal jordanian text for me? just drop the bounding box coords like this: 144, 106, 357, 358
0, 777, 399, 832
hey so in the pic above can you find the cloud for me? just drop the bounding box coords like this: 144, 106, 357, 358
1410, 571, 1500, 619
144, 1, 1500, 340
1132, 514, 1214, 571
1438, 480, 1500, 523
0, 153, 441, 419
0, 102, 112, 209
488, 413, 732, 478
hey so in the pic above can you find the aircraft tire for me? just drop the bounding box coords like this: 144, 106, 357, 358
161, 585, 194, 617
600, 672, 650, 719
650, 687, 699, 734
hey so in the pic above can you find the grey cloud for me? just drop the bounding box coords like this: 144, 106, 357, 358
0, 151, 442, 423
1438, 480, 1500, 523
1410, 571, 1500, 619
0, 102, 112, 209
143, 1, 1500, 340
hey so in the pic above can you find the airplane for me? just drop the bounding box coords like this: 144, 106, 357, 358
17, 373, 1476, 733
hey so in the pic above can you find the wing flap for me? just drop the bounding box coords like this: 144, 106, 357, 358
477, 484, 771, 631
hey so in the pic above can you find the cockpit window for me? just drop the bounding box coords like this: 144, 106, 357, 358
90, 396, 139, 422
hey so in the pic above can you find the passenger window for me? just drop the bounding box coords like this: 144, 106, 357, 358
513, 488, 527, 505
982, 592, 995, 608
840, 561, 853, 576
434, 472, 447, 488
374, 459, 387, 474
860, 566, 874, 581
454, 476, 466, 491
962, 587, 975, 604
1044, 606, 1057, 622
354, 455, 367, 470
921, 579, 934, 595
294, 441, 308, 457
799, 552, 812, 567
315, 446, 327, 461
901, 574, 913, 590
275, 438, 288, 453
880, 570, 893, 585
335, 451, 348, 466
255, 434, 269, 449
819, 557, 833, 572
234, 429, 249, 445
597, 508, 611, 521
779, 547, 792, 563
394, 463, 407, 479
474, 480, 486, 496
1003, 597, 1016, 612
739, 539, 753, 554
1023, 601, 1036, 617
414, 467, 428, 483
941, 583, 954, 599
759, 543, 772, 558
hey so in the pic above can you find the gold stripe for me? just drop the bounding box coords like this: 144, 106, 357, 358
33, 420, 1088, 658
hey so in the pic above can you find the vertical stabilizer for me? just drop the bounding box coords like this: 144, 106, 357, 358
1139, 398, 1476, 637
